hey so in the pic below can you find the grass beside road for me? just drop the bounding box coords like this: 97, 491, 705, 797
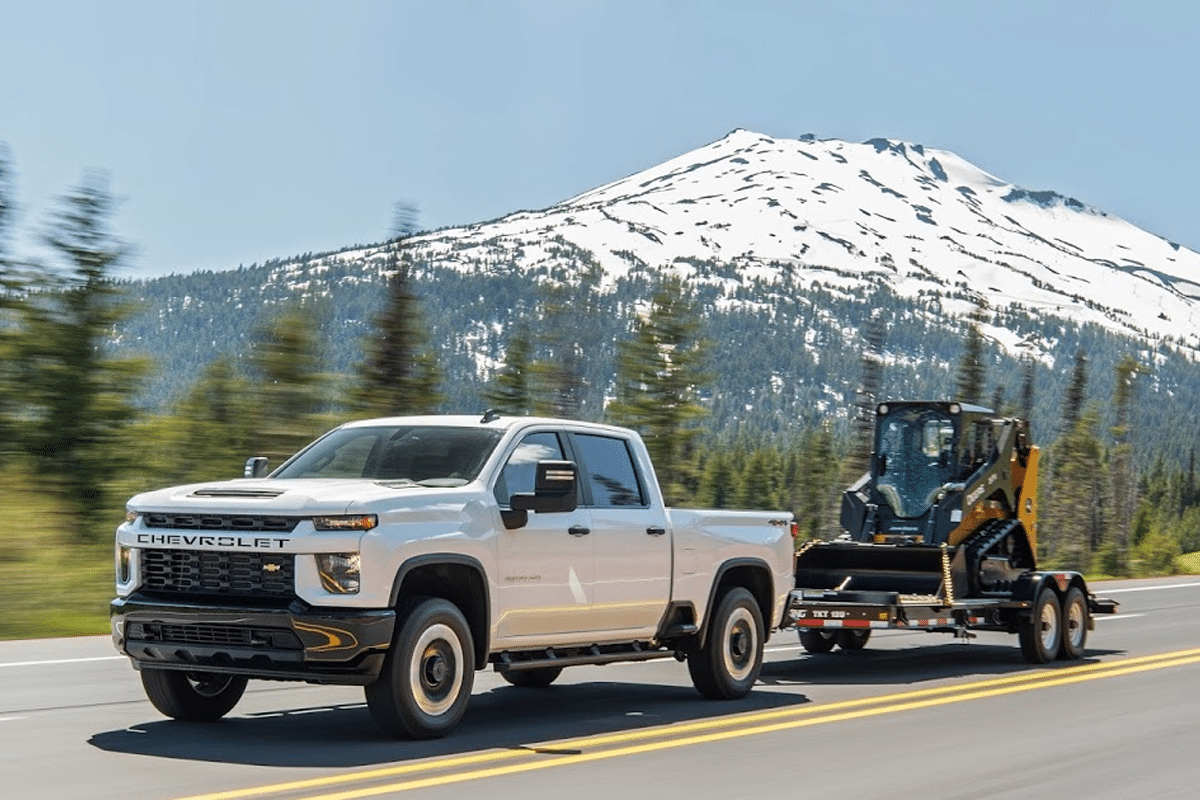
1175, 550, 1200, 574
0, 469, 115, 639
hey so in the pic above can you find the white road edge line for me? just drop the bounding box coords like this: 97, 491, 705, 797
0, 655, 125, 669
1101, 582, 1200, 594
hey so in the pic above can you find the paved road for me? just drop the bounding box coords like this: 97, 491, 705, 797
4, 577, 1200, 800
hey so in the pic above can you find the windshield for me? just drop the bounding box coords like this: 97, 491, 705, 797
875, 407, 956, 518
273, 425, 503, 484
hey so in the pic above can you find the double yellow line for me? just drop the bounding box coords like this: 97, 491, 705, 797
179, 647, 1200, 800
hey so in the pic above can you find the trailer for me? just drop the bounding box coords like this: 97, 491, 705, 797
786, 402, 1117, 663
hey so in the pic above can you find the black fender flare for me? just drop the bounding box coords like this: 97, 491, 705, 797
388, 552, 491, 669
697, 558, 775, 648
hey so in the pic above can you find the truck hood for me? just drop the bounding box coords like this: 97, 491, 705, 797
127, 477, 474, 516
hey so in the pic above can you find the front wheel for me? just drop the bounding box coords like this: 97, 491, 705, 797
688, 587, 764, 700
1059, 586, 1089, 660
365, 596, 475, 739
1019, 585, 1062, 664
140, 668, 247, 721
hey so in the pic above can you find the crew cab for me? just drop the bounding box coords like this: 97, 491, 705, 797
111, 414, 794, 738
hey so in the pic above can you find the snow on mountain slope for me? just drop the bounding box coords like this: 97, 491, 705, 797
401, 129, 1200, 356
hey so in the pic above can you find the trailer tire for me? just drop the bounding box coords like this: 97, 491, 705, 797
836, 629, 871, 651
798, 629, 837, 653
141, 668, 247, 721
500, 666, 562, 688
1018, 585, 1061, 664
1059, 586, 1089, 660
365, 596, 475, 739
688, 587, 763, 699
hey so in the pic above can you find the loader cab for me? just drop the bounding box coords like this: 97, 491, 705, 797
841, 401, 999, 545
874, 404, 957, 519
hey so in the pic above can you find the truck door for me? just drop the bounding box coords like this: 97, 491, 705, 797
493, 431, 596, 639
571, 432, 671, 636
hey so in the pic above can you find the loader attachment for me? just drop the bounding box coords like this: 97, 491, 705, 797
795, 541, 956, 597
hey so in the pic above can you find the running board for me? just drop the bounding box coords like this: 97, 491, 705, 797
494, 643, 677, 672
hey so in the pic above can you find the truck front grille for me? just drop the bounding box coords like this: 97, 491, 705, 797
140, 549, 296, 602
144, 513, 300, 532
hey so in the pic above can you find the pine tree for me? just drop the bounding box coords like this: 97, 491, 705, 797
169, 356, 256, 483
0, 145, 18, 451
955, 296, 988, 404
483, 323, 533, 415
607, 276, 710, 504
9, 171, 146, 538
528, 267, 602, 419
1042, 407, 1106, 570
1106, 354, 1147, 575
1061, 349, 1088, 435
250, 304, 326, 467
845, 314, 884, 481
353, 247, 442, 416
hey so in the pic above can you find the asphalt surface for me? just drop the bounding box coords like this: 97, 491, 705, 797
4, 576, 1199, 800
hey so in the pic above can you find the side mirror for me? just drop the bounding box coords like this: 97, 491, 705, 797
244, 457, 270, 478
510, 460, 579, 514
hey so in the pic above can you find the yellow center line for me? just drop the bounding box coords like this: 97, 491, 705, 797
176, 647, 1200, 800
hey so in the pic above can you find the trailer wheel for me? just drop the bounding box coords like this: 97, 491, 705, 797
1018, 585, 1061, 664
688, 587, 763, 699
365, 596, 475, 739
798, 628, 837, 653
140, 668, 247, 721
500, 666, 562, 688
1059, 586, 1089, 660
836, 629, 871, 651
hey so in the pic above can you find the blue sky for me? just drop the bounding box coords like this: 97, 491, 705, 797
2, 0, 1198, 278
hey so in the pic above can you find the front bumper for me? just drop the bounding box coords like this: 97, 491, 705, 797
111, 594, 395, 684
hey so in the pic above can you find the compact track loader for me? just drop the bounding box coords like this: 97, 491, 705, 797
788, 401, 1116, 663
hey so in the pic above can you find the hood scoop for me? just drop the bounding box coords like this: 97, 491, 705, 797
190, 488, 287, 499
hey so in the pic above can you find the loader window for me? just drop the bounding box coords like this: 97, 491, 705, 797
875, 408, 956, 518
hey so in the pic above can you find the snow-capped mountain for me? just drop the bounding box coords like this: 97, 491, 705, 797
401, 128, 1200, 357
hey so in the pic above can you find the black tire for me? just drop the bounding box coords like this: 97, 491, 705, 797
500, 666, 563, 688
140, 668, 247, 722
798, 628, 837, 653
365, 596, 475, 739
688, 587, 764, 700
836, 628, 872, 651
1059, 586, 1089, 660
1018, 585, 1062, 664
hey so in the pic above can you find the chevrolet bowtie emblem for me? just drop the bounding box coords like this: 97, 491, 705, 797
262, 563, 282, 573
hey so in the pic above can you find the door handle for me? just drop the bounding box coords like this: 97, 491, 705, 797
568, 525, 591, 537
646, 526, 667, 536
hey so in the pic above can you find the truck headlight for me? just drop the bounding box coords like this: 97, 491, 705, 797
118, 545, 132, 583
316, 553, 361, 594
312, 515, 377, 531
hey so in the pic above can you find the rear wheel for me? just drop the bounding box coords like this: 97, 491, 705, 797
500, 666, 562, 688
798, 628, 837, 653
688, 587, 764, 699
365, 596, 475, 739
1019, 585, 1062, 664
1059, 586, 1089, 660
836, 628, 871, 651
140, 668, 247, 721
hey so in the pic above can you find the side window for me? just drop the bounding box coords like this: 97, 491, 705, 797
573, 434, 646, 508
493, 432, 565, 507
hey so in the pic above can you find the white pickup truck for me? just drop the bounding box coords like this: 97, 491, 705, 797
111, 414, 795, 738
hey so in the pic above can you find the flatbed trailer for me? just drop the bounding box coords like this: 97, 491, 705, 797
786, 571, 1118, 662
